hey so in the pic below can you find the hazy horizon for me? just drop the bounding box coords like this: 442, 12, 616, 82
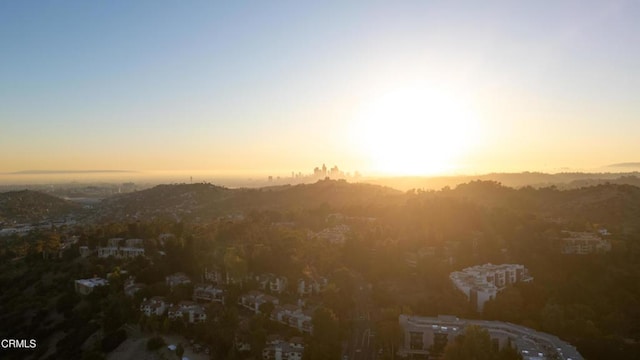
2, 165, 640, 188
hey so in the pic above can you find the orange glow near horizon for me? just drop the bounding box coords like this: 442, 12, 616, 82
350, 85, 482, 176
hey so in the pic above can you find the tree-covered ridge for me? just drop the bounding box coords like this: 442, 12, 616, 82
439, 180, 640, 232
369, 172, 640, 191
99, 182, 232, 214
95, 179, 403, 221
231, 179, 403, 209
94, 179, 640, 230
0, 190, 79, 224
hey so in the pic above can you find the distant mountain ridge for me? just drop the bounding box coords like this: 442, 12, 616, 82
607, 162, 640, 168
9, 170, 133, 174
366, 172, 640, 191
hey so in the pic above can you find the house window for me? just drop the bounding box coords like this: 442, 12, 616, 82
409, 331, 424, 350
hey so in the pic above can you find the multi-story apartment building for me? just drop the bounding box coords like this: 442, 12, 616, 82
398, 315, 583, 360
450, 263, 532, 312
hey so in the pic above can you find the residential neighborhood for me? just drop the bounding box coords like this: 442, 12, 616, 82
6, 179, 636, 360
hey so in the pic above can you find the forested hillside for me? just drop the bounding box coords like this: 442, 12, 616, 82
0, 190, 79, 224
2, 180, 640, 359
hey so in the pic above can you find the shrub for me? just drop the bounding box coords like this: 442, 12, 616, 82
101, 328, 127, 352
147, 336, 165, 351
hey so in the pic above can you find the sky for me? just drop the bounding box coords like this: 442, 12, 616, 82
1, 0, 639, 178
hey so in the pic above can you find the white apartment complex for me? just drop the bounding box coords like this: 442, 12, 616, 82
450, 263, 532, 312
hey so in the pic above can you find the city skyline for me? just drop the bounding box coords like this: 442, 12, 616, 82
2, 1, 640, 177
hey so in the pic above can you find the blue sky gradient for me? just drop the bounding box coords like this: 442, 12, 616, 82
1, 1, 639, 176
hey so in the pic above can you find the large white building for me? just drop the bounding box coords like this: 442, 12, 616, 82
398, 315, 583, 360
450, 263, 532, 312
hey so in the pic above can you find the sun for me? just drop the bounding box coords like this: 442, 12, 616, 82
350, 85, 480, 176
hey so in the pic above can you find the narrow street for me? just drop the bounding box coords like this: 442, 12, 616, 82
346, 275, 377, 360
